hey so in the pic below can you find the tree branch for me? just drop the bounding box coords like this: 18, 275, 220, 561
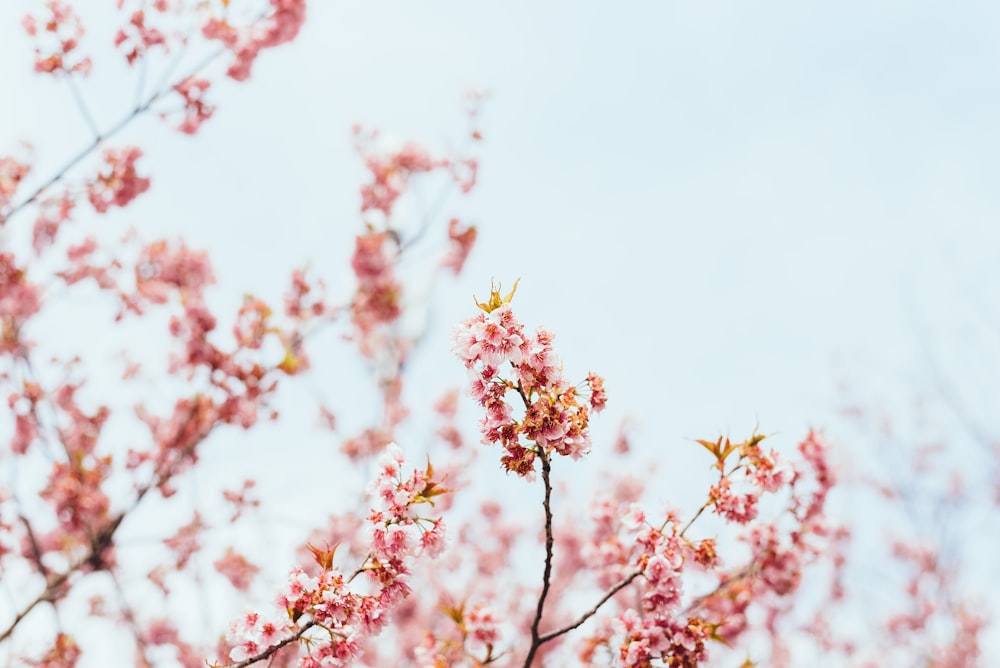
0, 405, 205, 644
5, 46, 225, 223
522, 447, 554, 667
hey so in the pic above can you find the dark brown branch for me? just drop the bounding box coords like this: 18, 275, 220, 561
522, 448, 554, 668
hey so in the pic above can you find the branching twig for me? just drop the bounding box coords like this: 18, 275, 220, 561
5, 46, 225, 223
0, 405, 204, 644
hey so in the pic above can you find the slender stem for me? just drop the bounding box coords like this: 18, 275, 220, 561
522, 448, 554, 668
680, 500, 712, 537
66, 75, 100, 140
347, 552, 372, 584
0, 595, 46, 644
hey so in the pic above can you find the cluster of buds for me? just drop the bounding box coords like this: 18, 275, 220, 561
452, 281, 606, 475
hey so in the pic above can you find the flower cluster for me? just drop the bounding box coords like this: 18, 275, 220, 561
414, 600, 503, 666
134, 239, 214, 304
353, 131, 447, 218
201, 0, 307, 81
23, 1, 92, 76
114, 8, 167, 65
215, 547, 261, 592
452, 281, 606, 474
31, 193, 75, 254
564, 432, 840, 667
172, 77, 215, 135
614, 610, 712, 668
442, 218, 477, 275
0, 253, 41, 356
349, 230, 401, 340
698, 433, 788, 525
0, 156, 30, 213
223, 444, 449, 667
86, 147, 151, 213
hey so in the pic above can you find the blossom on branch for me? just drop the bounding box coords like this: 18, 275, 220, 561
86, 147, 151, 213
23, 1, 92, 76
452, 281, 605, 474
222, 444, 450, 667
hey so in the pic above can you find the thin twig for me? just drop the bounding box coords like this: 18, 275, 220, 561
66, 75, 100, 139
398, 179, 454, 254
679, 500, 712, 538
536, 570, 642, 645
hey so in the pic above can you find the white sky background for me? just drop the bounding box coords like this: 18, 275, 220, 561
3, 0, 1000, 662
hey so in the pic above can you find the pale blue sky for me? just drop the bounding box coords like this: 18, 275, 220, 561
4, 0, 1000, 534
